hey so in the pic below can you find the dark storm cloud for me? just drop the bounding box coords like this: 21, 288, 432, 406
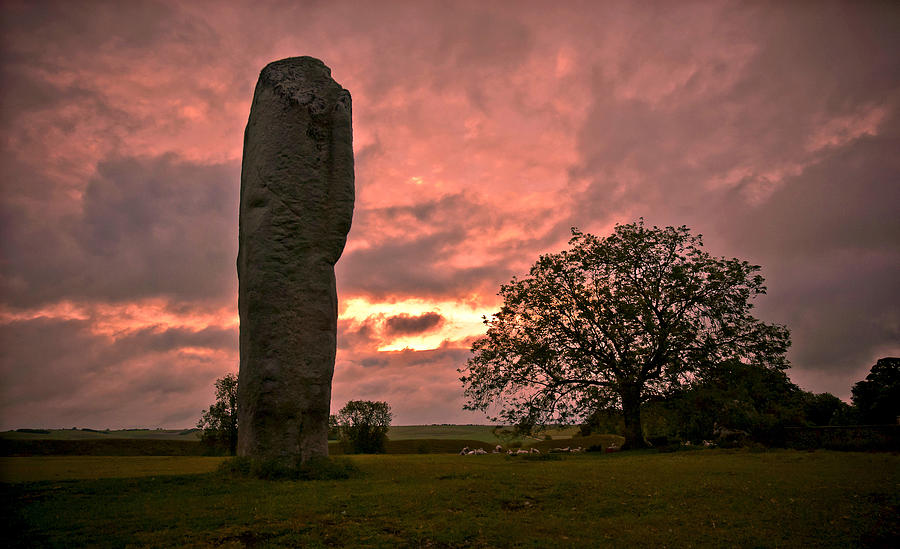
384, 312, 445, 336
338, 193, 558, 300
112, 324, 237, 356
1, 154, 239, 307
337, 316, 382, 351
0, 315, 236, 429
716, 118, 900, 387
0, 0, 217, 63
717, 124, 900, 258
338, 312, 448, 353
338, 235, 507, 300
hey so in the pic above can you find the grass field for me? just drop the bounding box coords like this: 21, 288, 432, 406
386, 425, 582, 442
2, 426, 596, 457
1, 428, 202, 440
387, 425, 509, 442
3, 425, 581, 443
3, 449, 897, 547
0, 456, 226, 482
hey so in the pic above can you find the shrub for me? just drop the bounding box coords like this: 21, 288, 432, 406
336, 400, 392, 454
197, 373, 238, 455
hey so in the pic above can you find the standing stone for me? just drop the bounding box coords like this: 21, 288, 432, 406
237, 57, 354, 465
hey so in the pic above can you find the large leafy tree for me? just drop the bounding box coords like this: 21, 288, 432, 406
197, 373, 239, 455
336, 400, 393, 454
460, 220, 791, 448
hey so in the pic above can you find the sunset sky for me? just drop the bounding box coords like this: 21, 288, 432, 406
1, 1, 897, 429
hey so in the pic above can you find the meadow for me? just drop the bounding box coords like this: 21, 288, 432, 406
3, 449, 897, 547
1, 426, 588, 457
2, 429, 202, 441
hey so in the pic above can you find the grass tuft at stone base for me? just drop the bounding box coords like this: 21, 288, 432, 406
218, 455, 360, 480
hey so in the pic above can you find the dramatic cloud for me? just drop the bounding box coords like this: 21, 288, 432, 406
0, 315, 237, 429
0, 0, 897, 428
384, 313, 445, 336
2, 154, 239, 308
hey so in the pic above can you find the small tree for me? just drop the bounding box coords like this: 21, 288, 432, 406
663, 360, 804, 444
336, 400, 392, 453
802, 392, 853, 426
328, 414, 341, 440
851, 357, 899, 425
197, 373, 238, 455
460, 221, 791, 449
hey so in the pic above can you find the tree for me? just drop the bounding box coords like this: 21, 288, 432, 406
197, 373, 238, 455
459, 221, 791, 449
328, 414, 341, 440
336, 400, 392, 453
663, 360, 804, 444
851, 357, 900, 425
801, 391, 853, 426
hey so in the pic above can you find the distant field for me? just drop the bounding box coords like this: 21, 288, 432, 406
1, 428, 201, 441
3, 425, 583, 443
387, 425, 582, 442
388, 425, 507, 442
2, 426, 594, 456
3, 450, 897, 547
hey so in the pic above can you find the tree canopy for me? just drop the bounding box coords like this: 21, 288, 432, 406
459, 220, 791, 448
197, 373, 239, 455
851, 357, 899, 425
336, 400, 393, 454
662, 359, 804, 445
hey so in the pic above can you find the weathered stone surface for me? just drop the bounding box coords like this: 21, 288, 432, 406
237, 57, 354, 464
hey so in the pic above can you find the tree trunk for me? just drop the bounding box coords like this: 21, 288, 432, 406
621, 385, 648, 449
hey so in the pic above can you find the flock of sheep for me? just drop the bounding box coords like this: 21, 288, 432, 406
459, 440, 714, 455
458, 444, 602, 456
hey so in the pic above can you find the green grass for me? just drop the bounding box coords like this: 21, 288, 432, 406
0, 438, 210, 457
3, 450, 897, 547
0, 456, 226, 482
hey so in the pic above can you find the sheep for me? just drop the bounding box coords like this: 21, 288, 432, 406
459, 446, 495, 455
530, 448, 540, 454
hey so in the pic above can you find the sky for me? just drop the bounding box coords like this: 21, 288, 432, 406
1, 0, 898, 429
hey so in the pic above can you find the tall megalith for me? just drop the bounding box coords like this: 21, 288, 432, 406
237, 57, 354, 465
